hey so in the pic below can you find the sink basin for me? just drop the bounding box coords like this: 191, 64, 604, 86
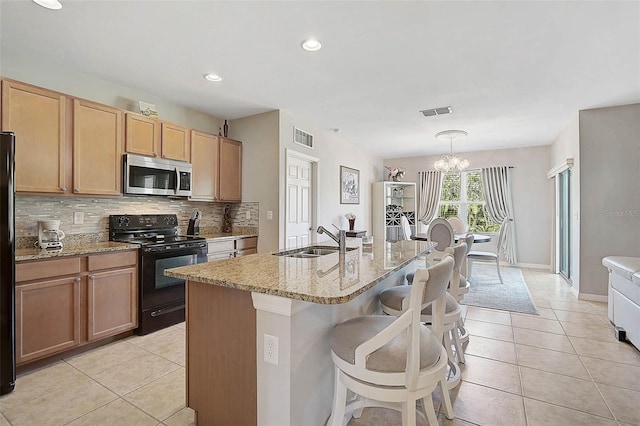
274, 245, 356, 258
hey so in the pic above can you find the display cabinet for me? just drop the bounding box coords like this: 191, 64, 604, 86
372, 182, 417, 241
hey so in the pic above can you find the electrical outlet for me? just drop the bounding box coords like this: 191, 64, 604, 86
267, 211, 273, 220
245, 211, 251, 220
73, 212, 84, 225
264, 334, 278, 365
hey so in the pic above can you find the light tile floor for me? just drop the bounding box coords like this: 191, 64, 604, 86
0, 268, 638, 425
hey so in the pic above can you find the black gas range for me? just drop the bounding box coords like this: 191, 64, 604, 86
109, 214, 208, 335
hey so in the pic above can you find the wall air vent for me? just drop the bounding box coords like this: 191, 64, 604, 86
420, 106, 452, 117
293, 127, 314, 149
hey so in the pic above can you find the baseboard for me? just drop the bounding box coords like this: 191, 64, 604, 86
514, 263, 551, 270
577, 293, 608, 303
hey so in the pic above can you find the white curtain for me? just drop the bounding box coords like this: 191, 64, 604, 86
481, 166, 517, 264
418, 171, 443, 224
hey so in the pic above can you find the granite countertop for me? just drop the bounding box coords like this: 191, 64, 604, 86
166, 239, 436, 304
16, 241, 140, 262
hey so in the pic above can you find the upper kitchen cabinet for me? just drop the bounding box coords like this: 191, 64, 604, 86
219, 137, 242, 202
125, 112, 160, 157
161, 121, 191, 162
1, 80, 67, 194
73, 99, 123, 195
190, 130, 220, 201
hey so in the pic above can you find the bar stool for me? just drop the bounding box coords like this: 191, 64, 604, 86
328, 257, 455, 426
379, 243, 468, 389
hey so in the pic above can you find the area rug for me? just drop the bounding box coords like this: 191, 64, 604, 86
462, 264, 538, 315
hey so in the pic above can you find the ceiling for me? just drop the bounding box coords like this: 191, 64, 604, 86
1, 1, 639, 158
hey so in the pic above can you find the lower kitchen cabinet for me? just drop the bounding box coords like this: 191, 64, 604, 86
15, 250, 138, 365
87, 266, 137, 341
15, 276, 82, 364
206, 236, 258, 262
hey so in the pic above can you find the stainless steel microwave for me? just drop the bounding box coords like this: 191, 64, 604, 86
124, 154, 192, 197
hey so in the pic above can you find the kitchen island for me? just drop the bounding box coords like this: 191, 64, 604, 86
166, 239, 434, 426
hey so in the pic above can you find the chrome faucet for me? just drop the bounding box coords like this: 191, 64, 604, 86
317, 225, 347, 253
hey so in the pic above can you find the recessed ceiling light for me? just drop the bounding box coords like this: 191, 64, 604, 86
32, 0, 62, 9
204, 73, 222, 82
301, 39, 322, 52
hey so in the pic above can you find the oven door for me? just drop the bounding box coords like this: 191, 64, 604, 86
139, 244, 207, 311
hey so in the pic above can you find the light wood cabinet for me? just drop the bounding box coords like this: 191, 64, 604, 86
125, 112, 160, 157
161, 121, 191, 162
15, 250, 138, 365
190, 130, 220, 201
87, 267, 137, 341
206, 236, 258, 262
73, 99, 123, 195
1, 80, 67, 194
16, 276, 82, 364
219, 137, 242, 201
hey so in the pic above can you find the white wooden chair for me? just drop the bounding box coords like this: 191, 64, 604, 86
426, 218, 454, 263
401, 214, 413, 240
328, 257, 455, 426
467, 218, 512, 284
379, 244, 468, 389
447, 216, 466, 234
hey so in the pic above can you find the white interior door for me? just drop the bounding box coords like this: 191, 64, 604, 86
285, 155, 314, 249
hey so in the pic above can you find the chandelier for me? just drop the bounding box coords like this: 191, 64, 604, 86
433, 130, 469, 172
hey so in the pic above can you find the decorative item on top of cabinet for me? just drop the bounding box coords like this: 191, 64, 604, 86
73, 99, 123, 195
125, 112, 160, 157
161, 121, 191, 162
223, 119, 229, 137
219, 137, 242, 202
190, 130, 219, 201
1, 79, 67, 194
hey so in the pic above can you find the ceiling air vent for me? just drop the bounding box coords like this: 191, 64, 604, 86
293, 127, 314, 149
420, 106, 452, 117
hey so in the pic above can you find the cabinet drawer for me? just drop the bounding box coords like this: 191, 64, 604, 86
236, 237, 257, 250
237, 248, 257, 257
207, 252, 235, 262
207, 240, 235, 254
16, 257, 82, 283
88, 251, 137, 271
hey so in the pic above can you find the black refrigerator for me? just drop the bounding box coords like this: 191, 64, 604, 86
0, 132, 16, 395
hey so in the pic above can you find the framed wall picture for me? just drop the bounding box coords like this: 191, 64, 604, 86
340, 166, 360, 204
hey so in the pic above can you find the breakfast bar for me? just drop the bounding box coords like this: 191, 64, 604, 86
166, 239, 435, 426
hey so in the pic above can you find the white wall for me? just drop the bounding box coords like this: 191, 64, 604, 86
385, 145, 553, 267
578, 103, 640, 297
551, 114, 581, 291
278, 111, 383, 249
229, 111, 280, 253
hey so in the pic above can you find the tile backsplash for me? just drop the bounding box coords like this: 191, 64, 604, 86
17, 195, 259, 239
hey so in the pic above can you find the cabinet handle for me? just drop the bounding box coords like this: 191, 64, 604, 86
61, 187, 67, 192
74, 189, 79, 193
74, 277, 81, 283
88, 275, 95, 280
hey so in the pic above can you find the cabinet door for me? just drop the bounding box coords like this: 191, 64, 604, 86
1, 80, 67, 194
190, 130, 219, 201
219, 138, 242, 201
125, 113, 160, 157
161, 122, 191, 162
73, 99, 123, 195
87, 267, 137, 341
16, 277, 81, 364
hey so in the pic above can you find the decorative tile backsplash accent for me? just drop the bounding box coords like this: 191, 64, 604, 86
16, 195, 259, 239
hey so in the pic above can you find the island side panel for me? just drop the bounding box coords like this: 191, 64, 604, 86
186, 280, 257, 426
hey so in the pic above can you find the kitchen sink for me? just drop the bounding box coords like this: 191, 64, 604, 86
274, 245, 356, 258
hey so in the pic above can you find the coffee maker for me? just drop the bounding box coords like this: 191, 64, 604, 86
36, 220, 65, 250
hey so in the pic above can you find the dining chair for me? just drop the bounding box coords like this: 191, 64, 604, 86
447, 216, 466, 234
401, 214, 413, 240
427, 218, 454, 263
379, 244, 468, 389
467, 217, 512, 284
328, 257, 455, 426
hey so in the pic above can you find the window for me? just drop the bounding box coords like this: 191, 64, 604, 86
438, 170, 499, 232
